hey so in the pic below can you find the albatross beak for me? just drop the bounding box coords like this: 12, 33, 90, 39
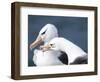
42, 44, 51, 52
30, 36, 42, 50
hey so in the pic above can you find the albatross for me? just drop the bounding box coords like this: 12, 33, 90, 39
42, 37, 88, 64
30, 24, 68, 66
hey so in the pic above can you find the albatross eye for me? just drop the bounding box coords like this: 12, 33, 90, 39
50, 44, 55, 48
41, 29, 47, 35
41, 31, 46, 35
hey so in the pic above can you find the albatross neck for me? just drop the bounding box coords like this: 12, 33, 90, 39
59, 39, 87, 63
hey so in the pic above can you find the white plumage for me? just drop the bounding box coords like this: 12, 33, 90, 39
30, 24, 67, 66
33, 49, 63, 66
43, 37, 87, 64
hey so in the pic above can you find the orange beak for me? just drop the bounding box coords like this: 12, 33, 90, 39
41, 44, 51, 52
30, 36, 42, 50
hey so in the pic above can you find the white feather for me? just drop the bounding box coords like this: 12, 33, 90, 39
47, 37, 87, 64
32, 24, 65, 66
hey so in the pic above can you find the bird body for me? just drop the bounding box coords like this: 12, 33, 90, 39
43, 37, 87, 64
33, 49, 64, 66
30, 24, 68, 66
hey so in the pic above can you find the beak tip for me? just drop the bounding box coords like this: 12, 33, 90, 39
30, 44, 34, 50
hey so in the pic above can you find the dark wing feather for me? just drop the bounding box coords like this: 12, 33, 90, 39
70, 55, 88, 65
58, 51, 68, 65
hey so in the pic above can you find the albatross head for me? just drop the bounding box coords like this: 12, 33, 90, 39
30, 24, 58, 49
42, 38, 64, 52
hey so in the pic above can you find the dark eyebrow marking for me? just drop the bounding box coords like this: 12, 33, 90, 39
41, 29, 47, 35
50, 44, 54, 46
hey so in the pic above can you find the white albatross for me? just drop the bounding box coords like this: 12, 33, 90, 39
30, 24, 68, 66
42, 37, 88, 64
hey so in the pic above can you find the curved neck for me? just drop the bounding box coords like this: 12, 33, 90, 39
60, 39, 86, 63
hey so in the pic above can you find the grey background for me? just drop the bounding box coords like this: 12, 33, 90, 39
28, 15, 88, 66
